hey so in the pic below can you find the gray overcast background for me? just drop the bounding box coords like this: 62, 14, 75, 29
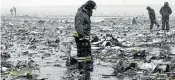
1, 0, 175, 16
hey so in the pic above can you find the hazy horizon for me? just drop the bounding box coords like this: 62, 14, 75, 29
1, 0, 175, 16
1, 5, 175, 17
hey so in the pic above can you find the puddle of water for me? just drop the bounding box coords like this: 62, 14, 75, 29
147, 44, 175, 55
39, 66, 67, 80
171, 46, 175, 54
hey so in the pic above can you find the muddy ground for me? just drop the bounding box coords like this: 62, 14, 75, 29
1, 15, 175, 80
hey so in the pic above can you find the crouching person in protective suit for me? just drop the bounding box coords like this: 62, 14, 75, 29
74, 0, 96, 74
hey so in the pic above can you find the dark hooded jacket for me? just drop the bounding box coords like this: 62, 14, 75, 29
75, 5, 91, 37
148, 8, 156, 20
160, 4, 172, 17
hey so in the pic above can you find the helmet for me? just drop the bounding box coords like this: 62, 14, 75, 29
146, 6, 151, 10
164, 2, 169, 7
84, 0, 96, 10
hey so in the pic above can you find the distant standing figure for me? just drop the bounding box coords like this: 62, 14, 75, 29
146, 6, 160, 30
13, 7, 16, 15
37, 20, 45, 25
10, 8, 13, 15
160, 2, 172, 31
132, 18, 137, 24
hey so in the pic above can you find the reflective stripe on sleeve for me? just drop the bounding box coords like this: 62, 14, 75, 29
77, 56, 92, 62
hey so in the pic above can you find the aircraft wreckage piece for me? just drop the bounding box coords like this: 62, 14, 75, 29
133, 50, 147, 59
91, 41, 103, 50
91, 40, 116, 50
8, 60, 39, 80
11, 77, 30, 80
113, 58, 137, 74
152, 63, 171, 73
91, 34, 125, 50
102, 41, 113, 47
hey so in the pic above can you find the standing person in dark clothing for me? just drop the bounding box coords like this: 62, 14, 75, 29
74, 0, 96, 74
160, 2, 172, 31
10, 8, 13, 15
147, 6, 160, 30
13, 7, 16, 16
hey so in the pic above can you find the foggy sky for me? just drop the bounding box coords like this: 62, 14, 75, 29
1, 0, 175, 16
2, 0, 175, 7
